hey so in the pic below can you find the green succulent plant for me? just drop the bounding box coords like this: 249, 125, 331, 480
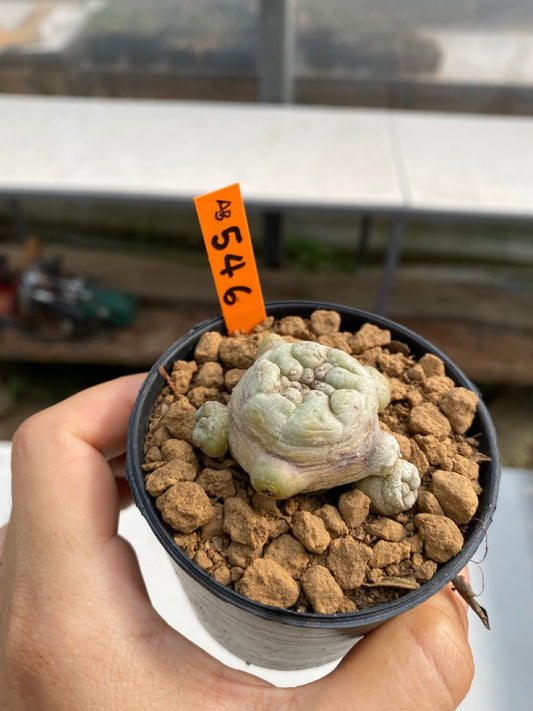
193, 336, 420, 514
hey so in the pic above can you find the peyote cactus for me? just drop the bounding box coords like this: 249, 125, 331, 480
193, 336, 420, 514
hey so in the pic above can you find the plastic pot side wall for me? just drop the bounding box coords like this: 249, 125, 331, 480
126, 301, 501, 670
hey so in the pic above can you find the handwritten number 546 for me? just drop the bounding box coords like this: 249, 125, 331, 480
211, 223, 251, 306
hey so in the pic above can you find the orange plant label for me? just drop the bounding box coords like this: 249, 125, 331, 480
194, 183, 266, 335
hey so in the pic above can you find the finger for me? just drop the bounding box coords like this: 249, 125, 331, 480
0, 523, 7, 568
117, 478, 134, 510
297, 585, 473, 711
109, 452, 127, 479
107, 453, 135, 509
10, 373, 146, 550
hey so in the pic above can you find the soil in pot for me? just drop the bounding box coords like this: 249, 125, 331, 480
141, 309, 488, 615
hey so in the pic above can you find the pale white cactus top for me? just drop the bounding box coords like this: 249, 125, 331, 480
193, 336, 420, 514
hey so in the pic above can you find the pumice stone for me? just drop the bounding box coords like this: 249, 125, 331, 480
193, 337, 420, 514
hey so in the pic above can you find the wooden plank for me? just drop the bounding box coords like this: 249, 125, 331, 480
400, 318, 533, 386
2, 301, 532, 385
4, 244, 532, 327
1, 245, 532, 383
0, 302, 215, 367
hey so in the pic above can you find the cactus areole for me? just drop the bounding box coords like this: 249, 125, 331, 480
193, 337, 420, 514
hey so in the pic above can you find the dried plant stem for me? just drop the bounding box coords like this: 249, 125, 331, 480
158, 366, 182, 400
452, 574, 490, 630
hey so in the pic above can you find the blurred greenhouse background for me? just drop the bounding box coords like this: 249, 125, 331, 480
1, 0, 532, 111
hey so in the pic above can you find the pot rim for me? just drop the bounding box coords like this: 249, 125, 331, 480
126, 299, 501, 630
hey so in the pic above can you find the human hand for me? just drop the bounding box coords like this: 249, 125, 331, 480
0, 375, 474, 710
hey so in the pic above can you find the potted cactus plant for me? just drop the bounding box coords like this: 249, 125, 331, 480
193, 334, 420, 510
126, 301, 500, 670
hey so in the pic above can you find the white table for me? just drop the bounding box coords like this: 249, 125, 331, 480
2, 95, 533, 314
0, 94, 405, 313
390, 111, 533, 219
1, 440, 532, 704
373, 109, 533, 311
0, 95, 403, 211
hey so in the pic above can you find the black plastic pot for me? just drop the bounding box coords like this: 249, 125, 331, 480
126, 300, 500, 670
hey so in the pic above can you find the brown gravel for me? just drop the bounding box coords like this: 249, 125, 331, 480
143, 310, 486, 614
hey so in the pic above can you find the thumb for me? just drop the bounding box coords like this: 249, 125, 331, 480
296, 584, 473, 711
